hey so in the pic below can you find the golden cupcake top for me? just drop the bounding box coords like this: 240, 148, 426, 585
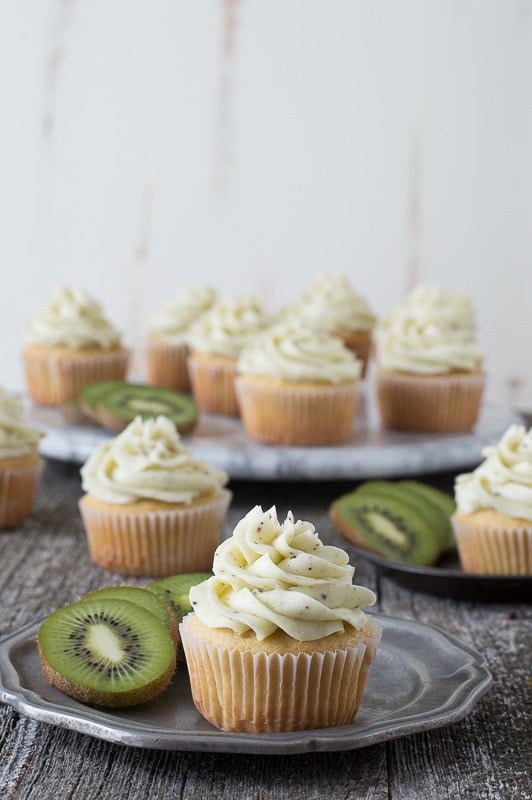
455, 424, 532, 522
0, 388, 44, 459
189, 505, 376, 641
80, 415, 228, 505
149, 286, 218, 343
186, 296, 272, 358
293, 274, 376, 334
237, 323, 361, 384
27, 286, 122, 350
376, 285, 483, 374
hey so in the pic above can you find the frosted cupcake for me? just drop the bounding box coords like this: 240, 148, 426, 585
79, 415, 231, 576
375, 286, 485, 432
292, 274, 376, 376
0, 388, 44, 529
187, 296, 271, 415
452, 424, 532, 574
23, 286, 129, 406
235, 324, 361, 445
180, 505, 381, 733
146, 286, 217, 392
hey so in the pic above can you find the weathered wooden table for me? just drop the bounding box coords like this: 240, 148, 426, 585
0, 459, 530, 800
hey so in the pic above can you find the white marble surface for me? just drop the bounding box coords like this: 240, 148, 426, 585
29, 394, 522, 481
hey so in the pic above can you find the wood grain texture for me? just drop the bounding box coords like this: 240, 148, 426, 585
0, 462, 530, 799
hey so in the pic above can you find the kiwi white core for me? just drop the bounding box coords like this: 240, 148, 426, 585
87, 625, 123, 663
366, 512, 407, 547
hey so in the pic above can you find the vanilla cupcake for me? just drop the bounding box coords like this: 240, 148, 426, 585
180, 505, 381, 733
146, 286, 217, 392
452, 424, 532, 574
235, 323, 361, 445
79, 415, 231, 576
375, 286, 485, 432
187, 296, 272, 415
0, 388, 44, 529
23, 286, 129, 406
292, 274, 376, 375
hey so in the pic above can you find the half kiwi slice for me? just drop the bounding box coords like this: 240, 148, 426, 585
95, 383, 198, 434
79, 586, 179, 648
38, 598, 176, 707
397, 481, 457, 551
329, 488, 442, 566
147, 572, 211, 626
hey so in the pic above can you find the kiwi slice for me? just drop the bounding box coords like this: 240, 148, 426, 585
79, 586, 179, 648
38, 598, 176, 708
95, 383, 198, 434
353, 481, 450, 552
147, 572, 211, 625
329, 489, 442, 566
398, 481, 457, 551
80, 380, 126, 421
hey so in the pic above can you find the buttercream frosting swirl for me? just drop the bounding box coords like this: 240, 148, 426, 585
150, 286, 217, 343
27, 286, 122, 349
295, 274, 376, 333
237, 324, 361, 383
0, 388, 44, 458
80, 415, 228, 505
190, 505, 376, 641
377, 285, 483, 374
187, 297, 271, 358
455, 424, 532, 521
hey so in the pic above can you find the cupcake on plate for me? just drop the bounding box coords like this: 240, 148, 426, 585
180, 505, 381, 733
235, 323, 361, 445
186, 296, 272, 416
79, 415, 231, 577
146, 286, 217, 392
23, 286, 129, 406
452, 424, 532, 574
291, 274, 376, 376
0, 388, 44, 529
375, 285, 485, 432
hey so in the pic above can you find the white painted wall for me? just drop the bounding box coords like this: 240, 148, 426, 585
1, 0, 531, 409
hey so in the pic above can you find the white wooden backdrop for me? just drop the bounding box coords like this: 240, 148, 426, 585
1, 0, 531, 410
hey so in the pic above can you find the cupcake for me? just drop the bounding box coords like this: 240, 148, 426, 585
146, 286, 217, 392
375, 285, 485, 432
180, 505, 381, 733
235, 324, 361, 445
452, 424, 532, 574
0, 388, 44, 529
23, 286, 129, 406
187, 296, 272, 415
79, 415, 231, 576
291, 274, 377, 376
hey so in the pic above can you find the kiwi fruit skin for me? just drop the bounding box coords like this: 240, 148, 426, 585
147, 572, 211, 625
79, 586, 179, 648
38, 598, 176, 708
329, 489, 442, 566
397, 481, 457, 551
352, 481, 451, 552
95, 383, 198, 435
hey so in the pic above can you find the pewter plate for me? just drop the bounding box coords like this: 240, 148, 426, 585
30, 396, 521, 481
0, 615, 492, 754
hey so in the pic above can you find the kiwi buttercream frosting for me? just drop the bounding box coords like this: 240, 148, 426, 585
0, 388, 44, 458
80, 415, 228, 505
237, 324, 361, 384
189, 505, 376, 641
377, 285, 483, 374
27, 285, 121, 349
295, 274, 376, 333
455, 425, 532, 522
186, 296, 271, 358
150, 286, 217, 343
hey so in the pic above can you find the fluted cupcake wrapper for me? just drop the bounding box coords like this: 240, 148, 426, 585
145, 340, 191, 392
79, 489, 232, 577
187, 354, 239, 416
0, 458, 43, 530
376, 369, 485, 433
23, 346, 129, 406
235, 377, 359, 445
452, 515, 532, 575
180, 616, 382, 733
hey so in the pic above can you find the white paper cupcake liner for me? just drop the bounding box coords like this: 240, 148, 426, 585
452, 515, 532, 575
